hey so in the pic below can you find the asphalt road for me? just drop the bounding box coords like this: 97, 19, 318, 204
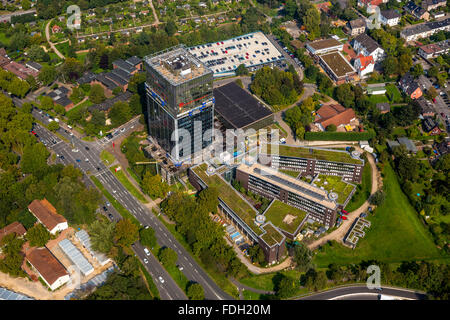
31, 110, 233, 300
297, 285, 427, 300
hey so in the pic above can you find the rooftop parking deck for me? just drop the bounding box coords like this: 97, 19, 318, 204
187, 31, 285, 76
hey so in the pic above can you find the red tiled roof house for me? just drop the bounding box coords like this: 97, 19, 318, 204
28, 199, 68, 235
25, 247, 70, 291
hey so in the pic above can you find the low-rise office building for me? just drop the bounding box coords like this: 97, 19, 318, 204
236, 162, 339, 228
258, 144, 364, 183
188, 163, 286, 264
318, 51, 357, 84
306, 38, 343, 55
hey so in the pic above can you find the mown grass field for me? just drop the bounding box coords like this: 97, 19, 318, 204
344, 159, 372, 212
313, 164, 446, 267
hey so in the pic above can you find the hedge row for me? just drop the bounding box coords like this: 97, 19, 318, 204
304, 130, 375, 141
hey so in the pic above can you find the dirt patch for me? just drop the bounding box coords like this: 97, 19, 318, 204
282, 214, 297, 225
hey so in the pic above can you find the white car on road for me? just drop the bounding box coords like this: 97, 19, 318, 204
143, 258, 148, 264
158, 276, 164, 283
144, 248, 150, 256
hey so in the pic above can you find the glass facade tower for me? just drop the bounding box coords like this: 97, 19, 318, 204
144, 45, 215, 164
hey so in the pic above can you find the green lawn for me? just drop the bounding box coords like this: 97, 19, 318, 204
385, 84, 403, 103
313, 175, 355, 205
110, 165, 148, 203
279, 169, 299, 178
368, 94, 389, 104
314, 164, 445, 267
264, 200, 307, 234
345, 159, 372, 212
100, 149, 116, 165
240, 269, 304, 292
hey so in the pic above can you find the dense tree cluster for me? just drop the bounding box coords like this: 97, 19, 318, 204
0, 93, 102, 228
160, 189, 248, 279
250, 67, 303, 106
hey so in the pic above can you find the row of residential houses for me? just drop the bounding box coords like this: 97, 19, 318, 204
77, 56, 142, 97
0, 48, 42, 80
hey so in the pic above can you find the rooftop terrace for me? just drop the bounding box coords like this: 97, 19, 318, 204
192, 164, 263, 236
263, 200, 308, 235
145, 45, 211, 86
262, 144, 363, 165
260, 223, 285, 246
238, 162, 337, 210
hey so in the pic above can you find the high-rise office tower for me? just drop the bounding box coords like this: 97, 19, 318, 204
144, 45, 214, 164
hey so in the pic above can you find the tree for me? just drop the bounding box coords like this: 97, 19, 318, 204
38, 65, 56, 85
89, 84, 106, 104
158, 247, 178, 267
369, 190, 386, 206
248, 244, 265, 265
0, 234, 26, 277
235, 78, 243, 88
27, 44, 49, 62
293, 244, 314, 272
48, 121, 60, 132
276, 275, 298, 298
88, 219, 116, 255
326, 124, 337, 132
141, 173, 169, 199
428, 66, 439, 78
382, 56, 397, 77
187, 282, 204, 300
235, 64, 249, 76
334, 83, 355, 108
304, 8, 321, 40
139, 227, 157, 249
165, 20, 177, 37
26, 223, 51, 247
411, 63, 423, 78
426, 87, 438, 100
114, 219, 139, 247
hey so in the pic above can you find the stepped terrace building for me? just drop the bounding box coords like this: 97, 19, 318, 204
189, 163, 287, 264
236, 162, 338, 227
259, 144, 364, 183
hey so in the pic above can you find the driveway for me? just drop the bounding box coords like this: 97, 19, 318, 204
307, 146, 381, 250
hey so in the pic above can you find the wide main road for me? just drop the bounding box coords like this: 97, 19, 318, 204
296, 285, 427, 300
31, 110, 233, 300
32, 121, 186, 300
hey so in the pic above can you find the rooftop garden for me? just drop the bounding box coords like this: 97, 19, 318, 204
192, 164, 262, 235
260, 223, 285, 247
264, 200, 307, 235
264, 144, 363, 164
312, 175, 355, 204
